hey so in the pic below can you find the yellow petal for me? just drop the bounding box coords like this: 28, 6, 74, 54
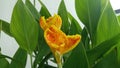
63, 35, 81, 54
47, 14, 62, 29
44, 25, 81, 55
39, 14, 62, 30
44, 25, 67, 53
39, 16, 48, 30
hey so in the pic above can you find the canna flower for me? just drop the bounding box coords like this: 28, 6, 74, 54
40, 14, 62, 30
44, 25, 81, 55
39, 14, 81, 66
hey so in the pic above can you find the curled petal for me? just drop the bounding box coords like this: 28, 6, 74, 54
64, 35, 81, 54
47, 14, 62, 29
40, 14, 62, 30
40, 16, 48, 30
44, 25, 81, 55
44, 25, 67, 54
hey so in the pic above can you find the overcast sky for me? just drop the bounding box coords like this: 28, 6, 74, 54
0, 0, 120, 68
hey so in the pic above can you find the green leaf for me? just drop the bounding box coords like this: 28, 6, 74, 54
63, 43, 90, 68
96, 1, 120, 45
33, 1, 51, 66
10, 0, 38, 53
25, 0, 40, 21
37, 52, 52, 68
87, 33, 120, 65
0, 58, 9, 68
33, 40, 50, 67
117, 14, 120, 67
81, 28, 91, 50
43, 64, 56, 68
93, 50, 118, 68
68, 13, 82, 35
9, 48, 27, 68
0, 19, 12, 37
58, 0, 70, 34
38, 0, 51, 18
75, 0, 109, 45
117, 15, 120, 21
33, 27, 50, 68
63, 15, 89, 68
95, 2, 120, 67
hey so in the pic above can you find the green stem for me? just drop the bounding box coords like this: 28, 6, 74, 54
54, 51, 63, 68
58, 62, 62, 68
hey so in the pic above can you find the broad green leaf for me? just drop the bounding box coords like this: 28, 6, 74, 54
10, 0, 38, 53
87, 33, 120, 65
0, 58, 9, 68
58, 0, 70, 34
33, 26, 50, 68
93, 50, 118, 68
33, 39, 50, 68
38, 0, 51, 18
68, 13, 82, 35
81, 28, 91, 50
0, 53, 9, 68
95, 1, 120, 67
117, 14, 120, 67
63, 16, 89, 68
96, 1, 120, 45
9, 48, 27, 68
75, 0, 109, 45
63, 43, 90, 68
34, 1, 51, 66
25, 0, 40, 21
41, 64, 56, 68
0, 19, 12, 36
117, 46, 120, 67
118, 15, 120, 22
37, 52, 52, 68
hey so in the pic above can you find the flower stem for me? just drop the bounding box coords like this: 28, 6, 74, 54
58, 62, 62, 68
54, 51, 63, 68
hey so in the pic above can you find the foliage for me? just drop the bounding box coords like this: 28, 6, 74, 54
0, 0, 120, 68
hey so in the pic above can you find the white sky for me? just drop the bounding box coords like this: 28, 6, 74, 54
110, 0, 120, 10
0, 0, 120, 68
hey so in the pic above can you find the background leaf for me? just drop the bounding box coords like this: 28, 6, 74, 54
117, 15, 120, 67
0, 58, 9, 68
0, 19, 12, 36
95, 1, 120, 68
25, 0, 40, 21
63, 43, 90, 68
68, 13, 82, 35
93, 50, 118, 68
63, 14, 89, 68
9, 48, 27, 68
10, 0, 38, 53
96, 1, 120, 45
87, 33, 120, 66
58, 0, 70, 34
33, 2, 51, 67
38, 0, 51, 18
75, 0, 109, 45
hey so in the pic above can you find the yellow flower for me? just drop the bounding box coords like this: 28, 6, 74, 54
39, 14, 81, 65
44, 25, 81, 55
39, 14, 62, 30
